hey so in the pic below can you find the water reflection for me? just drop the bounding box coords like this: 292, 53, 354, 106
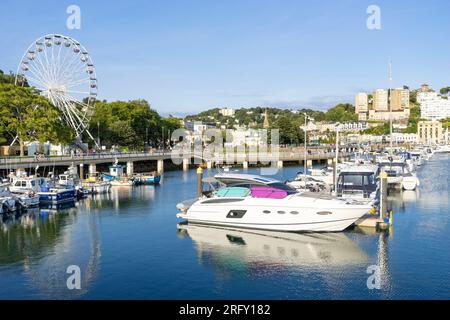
178, 224, 369, 275
0, 206, 101, 299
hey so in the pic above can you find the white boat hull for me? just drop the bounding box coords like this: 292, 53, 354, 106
177, 195, 371, 232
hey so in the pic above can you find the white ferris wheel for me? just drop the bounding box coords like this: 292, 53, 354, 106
15, 34, 98, 143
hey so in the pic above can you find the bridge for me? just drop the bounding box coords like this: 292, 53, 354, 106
0, 146, 357, 176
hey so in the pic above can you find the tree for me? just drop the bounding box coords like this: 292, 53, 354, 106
440, 87, 450, 96
88, 99, 175, 150
271, 115, 304, 145
0, 83, 75, 155
324, 103, 358, 122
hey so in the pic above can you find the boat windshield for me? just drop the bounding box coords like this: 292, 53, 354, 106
267, 182, 298, 195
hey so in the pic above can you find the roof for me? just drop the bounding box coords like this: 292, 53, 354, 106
339, 164, 378, 174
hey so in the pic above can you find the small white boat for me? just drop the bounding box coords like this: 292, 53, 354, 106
435, 145, 450, 153
0, 184, 18, 214
14, 191, 40, 207
410, 150, 424, 167
110, 179, 134, 187
293, 168, 334, 186
82, 180, 112, 194
286, 175, 327, 192
378, 161, 420, 191
82, 173, 111, 194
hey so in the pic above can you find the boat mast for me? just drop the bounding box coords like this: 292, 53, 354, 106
389, 60, 393, 154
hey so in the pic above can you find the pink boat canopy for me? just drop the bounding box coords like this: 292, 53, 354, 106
250, 186, 288, 199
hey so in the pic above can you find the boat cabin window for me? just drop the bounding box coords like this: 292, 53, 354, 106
339, 174, 375, 186
15, 181, 27, 187
31, 181, 36, 187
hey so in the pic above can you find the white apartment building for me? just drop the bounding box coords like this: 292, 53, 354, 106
417, 92, 450, 120
219, 108, 235, 117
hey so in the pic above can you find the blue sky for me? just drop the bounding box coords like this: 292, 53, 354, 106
1, 0, 449, 116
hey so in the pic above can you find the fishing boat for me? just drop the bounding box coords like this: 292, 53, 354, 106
133, 172, 161, 185
176, 173, 372, 232
37, 184, 77, 204
102, 161, 135, 187
82, 174, 111, 194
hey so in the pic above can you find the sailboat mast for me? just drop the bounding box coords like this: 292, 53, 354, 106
389, 60, 393, 152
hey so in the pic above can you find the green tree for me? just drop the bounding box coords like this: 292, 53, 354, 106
89, 99, 175, 150
271, 115, 304, 145
0, 83, 75, 155
324, 103, 358, 122
440, 87, 450, 96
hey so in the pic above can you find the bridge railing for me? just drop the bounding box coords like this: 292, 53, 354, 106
0, 149, 351, 165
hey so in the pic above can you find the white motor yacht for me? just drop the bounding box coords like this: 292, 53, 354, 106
176, 173, 372, 232
336, 164, 379, 201
378, 161, 420, 190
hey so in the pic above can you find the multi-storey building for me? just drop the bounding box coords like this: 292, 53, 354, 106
373, 89, 389, 111
390, 88, 410, 111
417, 92, 450, 120
418, 121, 444, 144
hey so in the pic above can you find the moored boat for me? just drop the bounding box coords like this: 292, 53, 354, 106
176, 173, 372, 232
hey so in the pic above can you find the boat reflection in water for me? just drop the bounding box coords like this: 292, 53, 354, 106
177, 223, 369, 273
0, 207, 100, 299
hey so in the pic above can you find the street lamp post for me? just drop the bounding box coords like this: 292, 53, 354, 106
303, 113, 311, 184
334, 123, 341, 194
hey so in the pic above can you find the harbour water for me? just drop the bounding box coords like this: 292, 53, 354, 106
0, 154, 449, 299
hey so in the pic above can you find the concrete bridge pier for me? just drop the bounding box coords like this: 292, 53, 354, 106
206, 161, 213, 169
243, 160, 249, 169
79, 164, 84, 180
157, 159, 164, 174
89, 163, 97, 176
307, 160, 313, 168
327, 158, 333, 166
183, 158, 190, 171
277, 160, 283, 168
126, 161, 134, 176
